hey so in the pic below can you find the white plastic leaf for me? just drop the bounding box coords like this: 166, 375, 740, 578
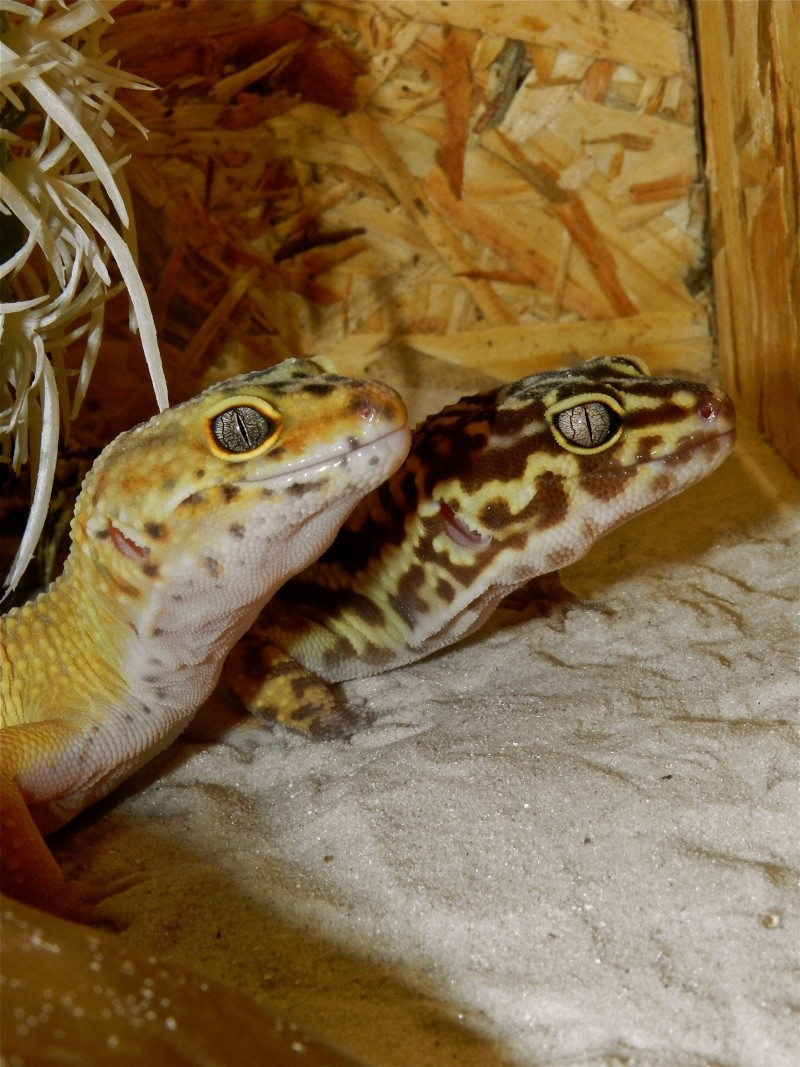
0, 40, 129, 225
52, 179, 169, 411
0, 171, 64, 283
2, 351, 60, 595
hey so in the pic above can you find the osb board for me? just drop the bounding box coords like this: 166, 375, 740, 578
90, 0, 711, 441
695, 0, 800, 479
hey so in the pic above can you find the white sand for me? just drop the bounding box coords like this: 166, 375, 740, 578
55, 371, 799, 1066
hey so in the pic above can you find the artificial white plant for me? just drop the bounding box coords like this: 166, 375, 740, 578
1, 0, 167, 593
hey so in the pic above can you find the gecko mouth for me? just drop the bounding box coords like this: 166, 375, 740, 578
640, 426, 737, 470
238, 426, 411, 487
438, 501, 493, 550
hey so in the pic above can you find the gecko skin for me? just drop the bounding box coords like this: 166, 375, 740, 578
225, 356, 736, 733
0, 359, 410, 914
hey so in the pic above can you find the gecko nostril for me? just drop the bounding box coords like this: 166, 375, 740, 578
698, 399, 717, 421
350, 392, 405, 424
350, 397, 378, 420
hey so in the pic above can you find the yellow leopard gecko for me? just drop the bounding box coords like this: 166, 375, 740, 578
225, 356, 736, 734
0, 359, 410, 915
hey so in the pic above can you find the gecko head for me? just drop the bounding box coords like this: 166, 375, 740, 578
401, 355, 736, 589
70, 359, 410, 628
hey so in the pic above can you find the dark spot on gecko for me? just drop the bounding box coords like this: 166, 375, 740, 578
477, 472, 569, 533
635, 435, 664, 462
389, 564, 429, 623
360, 642, 395, 669
154, 687, 169, 699
142, 562, 160, 578
196, 469, 205, 479
322, 635, 357, 672
624, 398, 695, 429
530, 472, 570, 529
253, 702, 280, 720
308, 706, 360, 740
256, 659, 299, 680
95, 528, 109, 540
478, 498, 514, 530
300, 381, 336, 396
417, 531, 494, 587
265, 377, 299, 393
172, 593, 183, 602
141, 705, 154, 715
180, 491, 206, 508
145, 522, 167, 539
436, 578, 456, 603
109, 575, 141, 599
239, 367, 283, 383
229, 523, 246, 539
458, 430, 557, 494
346, 436, 360, 449
579, 455, 634, 502
286, 703, 309, 722
233, 640, 267, 680
221, 484, 240, 503
203, 556, 221, 578
291, 676, 325, 700
387, 592, 414, 627
288, 480, 326, 497
151, 627, 164, 637
651, 472, 674, 497
283, 584, 387, 628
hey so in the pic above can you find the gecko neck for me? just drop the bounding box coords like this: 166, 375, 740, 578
2, 561, 133, 717
269, 508, 524, 681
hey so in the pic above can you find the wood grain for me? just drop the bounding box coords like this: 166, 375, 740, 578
696, 0, 800, 476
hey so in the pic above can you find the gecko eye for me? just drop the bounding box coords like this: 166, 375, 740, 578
205, 394, 281, 460
547, 394, 624, 453
211, 406, 276, 454
555, 402, 616, 448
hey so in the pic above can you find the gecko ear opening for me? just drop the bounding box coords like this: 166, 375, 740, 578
438, 501, 492, 549
108, 520, 150, 560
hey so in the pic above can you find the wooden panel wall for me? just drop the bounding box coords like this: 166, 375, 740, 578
695, 0, 800, 477
100, 0, 712, 431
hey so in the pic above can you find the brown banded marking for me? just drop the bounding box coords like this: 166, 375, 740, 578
224, 356, 736, 735
144, 522, 167, 539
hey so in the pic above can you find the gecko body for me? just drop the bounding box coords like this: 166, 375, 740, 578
0, 359, 410, 912
225, 356, 736, 733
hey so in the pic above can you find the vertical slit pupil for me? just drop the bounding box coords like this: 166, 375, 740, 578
236, 408, 253, 449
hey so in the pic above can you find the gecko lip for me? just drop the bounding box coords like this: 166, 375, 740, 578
237, 426, 411, 488
641, 426, 737, 468
438, 501, 493, 550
